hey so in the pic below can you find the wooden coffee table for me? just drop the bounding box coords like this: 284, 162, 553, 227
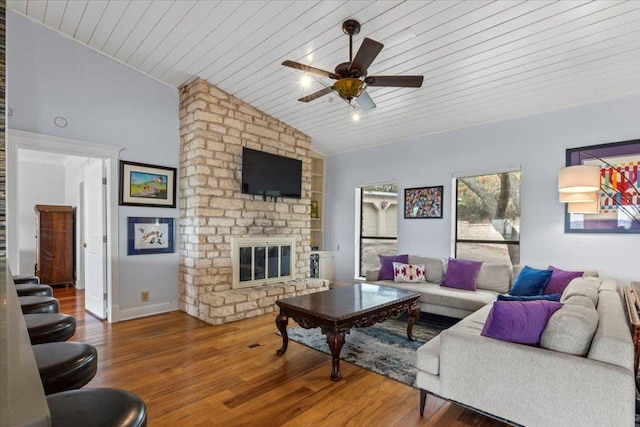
275, 283, 420, 381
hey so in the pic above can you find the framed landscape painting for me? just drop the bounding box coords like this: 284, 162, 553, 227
120, 161, 176, 207
566, 139, 640, 233
404, 186, 443, 219
127, 217, 175, 255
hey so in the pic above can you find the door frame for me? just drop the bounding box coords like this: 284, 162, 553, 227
7, 129, 123, 322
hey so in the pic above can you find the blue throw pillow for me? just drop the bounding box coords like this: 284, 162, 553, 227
510, 266, 553, 296
498, 293, 560, 302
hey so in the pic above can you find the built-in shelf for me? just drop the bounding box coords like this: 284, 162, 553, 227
310, 153, 324, 250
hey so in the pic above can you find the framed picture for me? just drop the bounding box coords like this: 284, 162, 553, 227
127, 217, 175, 255
120, 161, 176, 208
404, 186, 443, 219
566, 138, 640, 233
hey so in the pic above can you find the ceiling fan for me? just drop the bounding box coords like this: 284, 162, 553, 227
282, 19, 423, 111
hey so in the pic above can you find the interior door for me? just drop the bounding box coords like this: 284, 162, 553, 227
83, 159, 106, 318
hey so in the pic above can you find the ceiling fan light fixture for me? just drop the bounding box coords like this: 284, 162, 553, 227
352, 110, 361, 121
299, 74, 312, 88
333, 78, 365, 100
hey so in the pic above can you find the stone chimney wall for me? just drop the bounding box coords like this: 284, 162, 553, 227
178, 78, 321, 324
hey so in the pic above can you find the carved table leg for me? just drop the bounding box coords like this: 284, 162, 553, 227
276, 314, 289, 355
407, 302, 420, 341
325, 330, 347, 381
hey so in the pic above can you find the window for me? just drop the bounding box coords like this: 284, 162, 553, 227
357, 183, 398, 277
455, 171, 521, 266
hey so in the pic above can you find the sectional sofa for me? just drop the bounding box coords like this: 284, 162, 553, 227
364, 256, 512, 318
365, 257, 635, 426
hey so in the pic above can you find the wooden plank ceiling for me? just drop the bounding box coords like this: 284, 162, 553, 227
8, 1, 640, 156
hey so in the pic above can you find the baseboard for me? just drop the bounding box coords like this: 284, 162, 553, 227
119, 301, 179, 321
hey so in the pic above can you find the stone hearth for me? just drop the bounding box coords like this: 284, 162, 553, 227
178, 78, 327, 325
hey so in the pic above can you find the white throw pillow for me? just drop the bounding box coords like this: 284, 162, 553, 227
392, 262, 426, 283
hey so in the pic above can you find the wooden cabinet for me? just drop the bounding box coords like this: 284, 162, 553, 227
310, 153, 325, 250
34, 205, 75, 286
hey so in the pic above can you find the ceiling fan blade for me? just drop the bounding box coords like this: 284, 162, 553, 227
365, 75, 424, 87
355, 91, 376, 111
282, 60, 339, 79
349, 38, 384, 75
298, 86, 333, 103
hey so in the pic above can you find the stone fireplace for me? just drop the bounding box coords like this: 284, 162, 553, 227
178, 78, 328, 325
231, 236, 296, 289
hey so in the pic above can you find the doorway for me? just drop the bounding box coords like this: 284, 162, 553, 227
7, 129, 122, 322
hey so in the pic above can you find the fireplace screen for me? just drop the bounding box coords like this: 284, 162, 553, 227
233, 237, 296, 288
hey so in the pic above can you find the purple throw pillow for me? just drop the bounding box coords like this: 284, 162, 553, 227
441, 258, 483, 291
378, 254, 409, 280
481, 300, 563, 346
544, 265, 583, 295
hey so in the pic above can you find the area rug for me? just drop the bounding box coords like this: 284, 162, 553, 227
286, 313, 458, 387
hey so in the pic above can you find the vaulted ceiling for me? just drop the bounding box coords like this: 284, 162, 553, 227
8, 1, 640, 155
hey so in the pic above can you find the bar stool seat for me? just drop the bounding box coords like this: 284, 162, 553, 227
47, 388, 147, 427
13, 274, 40, 284
33, 342, 98, 395
20, 296, 59, 314
24, 313, 76, 344
16, 283, 54, 297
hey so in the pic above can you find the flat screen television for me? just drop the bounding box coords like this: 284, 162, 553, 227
241, 147, 302, 199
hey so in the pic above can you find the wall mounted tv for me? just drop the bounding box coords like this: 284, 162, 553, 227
241, 147, 303, 200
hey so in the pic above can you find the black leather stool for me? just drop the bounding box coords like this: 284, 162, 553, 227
20, 296, 60, 314
16, 283, 54, 297
33, 342, 98, 395
13, 274, 40, 284
47, 388, 147, 427
24, 313, 76, 344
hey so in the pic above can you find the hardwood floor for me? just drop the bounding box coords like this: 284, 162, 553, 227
55, 287, 506, 426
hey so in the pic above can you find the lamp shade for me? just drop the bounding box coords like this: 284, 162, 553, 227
558, 165, 600, 193
568, 199, 600, 214
559, 191, 598, 203
332, 78, 365, 100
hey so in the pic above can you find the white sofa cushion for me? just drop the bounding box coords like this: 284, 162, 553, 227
476, 263, 512, 293
588, 290, 635, 371
408, 256, 445, 283
561, 277, 600, 306
540, 295, 598, 356
416, 304, 492, 375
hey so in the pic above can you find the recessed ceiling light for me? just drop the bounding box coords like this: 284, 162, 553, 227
54, 117, 68, 127
352, 111, 361, 121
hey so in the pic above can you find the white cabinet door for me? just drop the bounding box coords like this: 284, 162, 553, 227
311, 251, 333, 284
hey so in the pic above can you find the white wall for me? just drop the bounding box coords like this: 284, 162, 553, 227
7, 11, 180, 316
325, 93, 640, 285
16, 156, 66, 274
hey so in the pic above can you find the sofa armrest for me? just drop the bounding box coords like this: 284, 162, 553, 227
439, 328, 634, 427
365, 270, 379, 281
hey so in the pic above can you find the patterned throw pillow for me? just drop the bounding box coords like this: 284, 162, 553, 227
393, 262, 426, 283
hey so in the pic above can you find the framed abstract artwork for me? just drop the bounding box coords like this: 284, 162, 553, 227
566, 139, 640, 233
119, 161, 177, 208
127, 217, 175, 255
404, 186, 443, 219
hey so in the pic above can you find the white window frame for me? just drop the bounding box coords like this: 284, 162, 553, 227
354, 181, 398, 280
